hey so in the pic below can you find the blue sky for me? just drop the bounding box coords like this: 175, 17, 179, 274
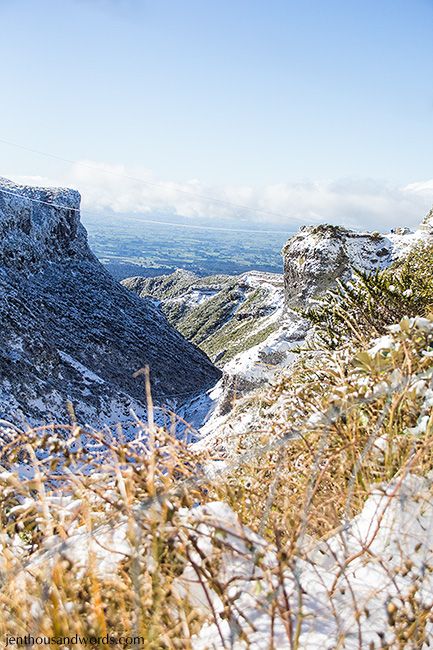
1, 0, 432, 229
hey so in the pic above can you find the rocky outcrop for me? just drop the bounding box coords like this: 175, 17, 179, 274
0, 179, 91, 270
282, 222, 432, 308
282, 225, 394, 307
0, 178, 220, 427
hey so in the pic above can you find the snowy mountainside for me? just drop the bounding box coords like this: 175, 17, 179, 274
122, 269, 286, 366
193, 216, 433, 446
123, 269, 304, 431
125, 220, 433, 413
0, 177, 220, 428
2, 184, 433, 647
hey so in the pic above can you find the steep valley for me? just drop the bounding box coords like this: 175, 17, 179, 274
0, 178, 220, 429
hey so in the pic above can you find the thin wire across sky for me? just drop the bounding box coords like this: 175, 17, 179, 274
0, 136, 292, 227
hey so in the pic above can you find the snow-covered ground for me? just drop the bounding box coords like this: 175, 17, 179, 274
190, 473, 433, 649
6, 471, 431, 649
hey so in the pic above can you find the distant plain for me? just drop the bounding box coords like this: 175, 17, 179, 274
84, 215, 292, 279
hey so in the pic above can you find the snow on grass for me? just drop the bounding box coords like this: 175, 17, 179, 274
191, 474, 433, 649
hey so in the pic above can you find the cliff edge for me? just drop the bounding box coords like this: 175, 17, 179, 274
0, 178, 221, 427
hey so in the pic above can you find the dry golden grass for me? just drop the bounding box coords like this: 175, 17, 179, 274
0, 317, 433, 648
210, 317, 433, 544
0, 417, 213, 648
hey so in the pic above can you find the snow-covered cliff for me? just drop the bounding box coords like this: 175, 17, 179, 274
282, 223, 431, 307
0, 178, 220, 428
0, 177, 92, 268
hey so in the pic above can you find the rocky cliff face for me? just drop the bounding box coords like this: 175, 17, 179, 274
0, 178, 220, 427
282, 223, 430, 308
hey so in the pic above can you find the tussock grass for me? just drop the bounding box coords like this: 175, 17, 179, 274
211, 316, 433, 543
1, 315, 433, 647
0, 418, 213, 647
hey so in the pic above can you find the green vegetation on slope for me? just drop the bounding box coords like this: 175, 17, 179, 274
303, 240, 433, 349
123, 271, 283, 365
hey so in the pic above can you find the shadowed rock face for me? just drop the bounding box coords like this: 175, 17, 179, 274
0, 178, 221, 427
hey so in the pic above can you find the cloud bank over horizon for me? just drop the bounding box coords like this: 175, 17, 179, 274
8, 161, 433, 233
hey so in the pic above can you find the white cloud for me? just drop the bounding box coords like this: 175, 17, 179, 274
404, 179, 433, 196
9, 161, 433, 232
